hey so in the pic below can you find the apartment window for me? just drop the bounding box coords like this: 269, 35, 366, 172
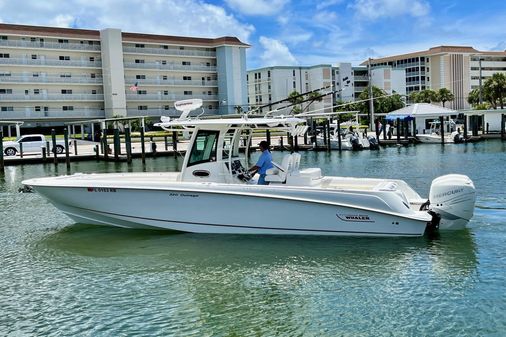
182, 61, 191, 66
267, 71, 271, 78
0, 72, 11, 77
32, 73, 39, 77
179, 46, 185, 50
34, 89, 40, 94
135, 44, 145, 48
58, 39, 69, 44
161, 60, 167, 65
61, 89, 73, 94
62, 106, 74, 111
293, 81, 296, 89
0, 53, 10, 58
25, 90, 29, 95
162, 75, 168, 80
246, 74, 249, 81
31, 54, 37, 59
183, 76, 192, 80
91, 90, 97, 94
35, 106, 41, 111
0, 36, 7, 40
163, 91, 169, 95
137, 90, 147, 95
138, 105, 148, 110
0, 89, 12, 94
136, 74, 146, 79
135, 59, 145, 64
206, 62, 211, 67
207, 91, 212, 95
162, 45, 168, 49
89, 57, 95, 62
60, 73, 71, 78
258, 73, 261, 79
292, 70, 296, 76
254, 73, 257, 80
90, 73, 96, 78
269, 94, 272, 101
164, 105, 170, 110
59, 56, 70, 61
1, 107, 13, 111
184, 90, 192, 95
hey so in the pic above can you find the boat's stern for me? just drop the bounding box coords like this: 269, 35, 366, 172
428, 174, 476, 230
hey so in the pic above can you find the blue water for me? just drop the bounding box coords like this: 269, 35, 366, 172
0, 140, 505, 336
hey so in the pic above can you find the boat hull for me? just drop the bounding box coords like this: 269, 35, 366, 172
32, 184, 429, 237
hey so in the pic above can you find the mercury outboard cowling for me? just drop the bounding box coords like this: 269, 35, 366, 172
350, 134, 363, 151
368, 136, 380, 150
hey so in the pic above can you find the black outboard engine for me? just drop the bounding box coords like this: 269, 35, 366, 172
350, 134, 363, 151
453, 132, 465, 143
368, 136, 380, 150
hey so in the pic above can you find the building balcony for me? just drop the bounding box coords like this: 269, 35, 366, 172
124, 78, 217, 86
123, 46, 216, 58
0, 108, 104, 119
0, 58, 102, 68
0, 94, 104, 102
0, 39, 101, 52
126, 93, 218, 101
124, 62, 216, 72
127, 108, 180, 117
353, 75, 369, 81
0, 75, 103, 84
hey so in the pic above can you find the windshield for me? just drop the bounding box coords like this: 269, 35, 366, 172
187, 130, 219, 167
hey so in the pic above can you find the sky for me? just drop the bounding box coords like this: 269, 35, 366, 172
0, 0, 505, 69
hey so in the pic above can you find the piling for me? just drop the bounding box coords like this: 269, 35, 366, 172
140, 127, 146, 164
279, 136, 284, 148
375, 119, 381, 146
125, 127, 132, 164
94, 144, 99, 159
46, 141, 50, 157
501, 114, 505, 140
51, 129, 57, 165
164, 136, 168, 151
19, 143, 23, 158
266, 129, 271, 146
150, 136, 157, 157
172, 131, 178, 154
0, 131, 4, 173
383, 118, 387, 141
303, 130, 308, 145
113, 128, 120, 161
294, 134, 299, 152
326, 119, 331, 151
41, 146, 46, 161
396, 118, 401, 144
102, 127, 109, 160
74, 140, 78, 155
337, 116, 342, 152
404, 120, 409, 140
439, 116, 445, 145
486, 122, 489, 134
464, 116, 468, 139
64, 128, 70, 170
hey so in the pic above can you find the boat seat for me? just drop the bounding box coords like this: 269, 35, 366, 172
265, 154, 293, 183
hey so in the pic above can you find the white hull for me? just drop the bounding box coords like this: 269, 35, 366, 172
417, 134, 454, 144
26, 173, 431, 237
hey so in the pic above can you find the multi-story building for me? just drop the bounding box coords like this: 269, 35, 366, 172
362, 45, 506, 110
0, 23, 249, 128
247, 63, 405, 114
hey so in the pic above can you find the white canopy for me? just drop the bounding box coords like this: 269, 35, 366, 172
386, 103, 457, 120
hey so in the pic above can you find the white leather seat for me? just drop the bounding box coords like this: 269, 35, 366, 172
265, 154, 293, 183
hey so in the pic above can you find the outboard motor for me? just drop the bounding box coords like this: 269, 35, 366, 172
428, 174, 476, 230
452, 131, 465, 143
350, 134, 363, 151
368, 136, 380, 150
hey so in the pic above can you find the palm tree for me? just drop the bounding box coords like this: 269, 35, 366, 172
484, 73, 506, 109
287, 91, 304, 114
437, 88, 455, 107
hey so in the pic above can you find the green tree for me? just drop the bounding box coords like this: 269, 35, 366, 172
484, 73, 506, 109
411, 89, 438, 103
437, 88, 455, 107
287, 90, 304, 114
357, 86, 405, 124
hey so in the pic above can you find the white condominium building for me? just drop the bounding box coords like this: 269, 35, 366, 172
0, 23, 249, 127
247, 63, 405, 114
363, 45, 506, 110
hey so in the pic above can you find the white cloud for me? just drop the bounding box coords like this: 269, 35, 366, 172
351, 0, 430, 20
0, 0, 254, 43
259, 36, 297, 66
225, 0, 288, 16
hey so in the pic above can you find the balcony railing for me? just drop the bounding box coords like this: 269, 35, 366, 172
0, 109, 105, 119
126, 94, 217, 101
0, 75, 103, 84
0, 39, 101, 51
123, 46, 215, 58
126, 108, 180, 117
0, 94, 104, 101
124, 77, 217, 86
124, 62, 216, 72
0, 58, 102, 68
353, 75, 369, 81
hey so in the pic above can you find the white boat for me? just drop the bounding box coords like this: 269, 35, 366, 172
316, 122, 373, 150
417, 120, 465, 144
23, 100, 476, 237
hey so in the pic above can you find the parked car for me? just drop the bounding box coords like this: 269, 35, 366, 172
3, 134, 69, 156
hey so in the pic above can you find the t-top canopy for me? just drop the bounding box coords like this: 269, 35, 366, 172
154, 116, 305, 129
386, 103, 457, 121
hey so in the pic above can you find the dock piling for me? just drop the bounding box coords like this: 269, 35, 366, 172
41, 146, 46, 161
337, 116, 342, 152
51, 129, 57, 165
125, 127, 132, 164
0, 131, 4, 173
102, 126, 109, 160
19, 143, 23, 159
164, 136, 168, 151
113, 128, 120, 161
151, 136, 157, 157
396, 118, 401, 144
501, 114, 505, 140
439, 116, 445, 145
64, 128, 70, 170
266, 129, 271, 146
172, 131, 178, 155
326, 119, 331, 151
140, 127, 146, 164
74, 140, 78, 155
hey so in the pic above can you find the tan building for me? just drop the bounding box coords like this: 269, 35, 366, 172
0, 23, 249, 129
362, 46, 506, 110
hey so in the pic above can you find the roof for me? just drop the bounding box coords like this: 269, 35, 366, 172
386, 103, 457, 120
0, 22, 249, 47
361, 45, 506, 65
155, 116, 305, 128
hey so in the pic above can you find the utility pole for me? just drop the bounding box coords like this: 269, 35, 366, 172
368, 58, 375, 131
478, 57, 483, 105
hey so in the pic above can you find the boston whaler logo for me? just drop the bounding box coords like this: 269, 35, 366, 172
336, 213, 375, 222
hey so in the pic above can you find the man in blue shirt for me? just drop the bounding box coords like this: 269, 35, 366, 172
249, 140, 273, 185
